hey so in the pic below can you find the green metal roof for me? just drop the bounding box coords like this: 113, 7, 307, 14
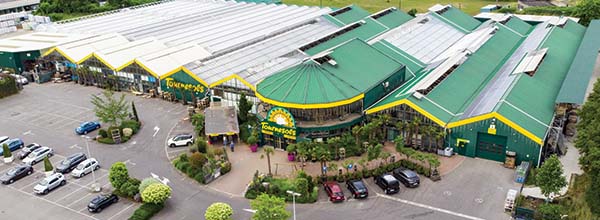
556, 20, 600, 104
435, 7, 481, 32
258, 39, 403, 105
496, 20, 586, 138
370, 8, 413, 29
504, 16, 533, 36
302, 18, 388, 56
324, 5, 371, 27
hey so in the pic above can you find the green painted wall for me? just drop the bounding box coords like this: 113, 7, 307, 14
363, 67, 406, 108
0, 51, 40, 72
160, 70, 208, 102
448, 117, 542, 166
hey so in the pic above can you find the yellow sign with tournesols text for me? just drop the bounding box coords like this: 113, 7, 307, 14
165, 78, 205, 93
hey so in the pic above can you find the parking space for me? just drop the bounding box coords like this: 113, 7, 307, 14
164, 118, 194, 160
0, 150, 137, 220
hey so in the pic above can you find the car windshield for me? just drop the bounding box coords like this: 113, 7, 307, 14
76, 163, 86, 170
6, 168, 17, 175
38, 179, 48, 186
353, 181, 365, 189
27, 152, 37, 158
405, 171, 417, 178
61, 159, 71, 165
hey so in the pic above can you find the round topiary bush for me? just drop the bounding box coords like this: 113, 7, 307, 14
141, 183, 171, 204
122, 128, 133, 137
205, 202, 233, 220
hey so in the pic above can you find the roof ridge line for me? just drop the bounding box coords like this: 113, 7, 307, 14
500, 100, 550, 128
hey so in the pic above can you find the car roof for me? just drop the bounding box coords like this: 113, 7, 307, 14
324, 182, 342, 192
82, 158, 97, 163
67, 152, 84, 159
382, 174, 398, 182
32, 146, 49, 153
46, 173, 62, 180
350, 180, 366, 188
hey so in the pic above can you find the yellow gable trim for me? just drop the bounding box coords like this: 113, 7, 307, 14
114, 59, 160, 79
42, 47, 77, 64
209, 74, 256, 91
446, 113, 495, 128
255, 91, 365, 109
493, 113, 543, 145
365, 99, 447, 127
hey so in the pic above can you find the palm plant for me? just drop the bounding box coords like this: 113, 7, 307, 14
260, 146, 275, 176
351, 125, 363, 147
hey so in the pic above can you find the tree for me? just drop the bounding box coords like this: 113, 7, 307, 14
205, 202, 234, 220
314, 145, 331, 176
141, 183, 172, 204
189, 152, 208, 169
43, 156, 53, 172
109, 162, 129, 190
408, 8, 418, 17
394, 135, 404, 153
535, 155, 567, 200
537, 203, 562, 220
250, 194, 291, 220
351, 125, 362, 146
139, 178, 160, 194
191, 113, 205, 136
238, 94, 252, 124
196, 137, 208, 153
575, 0, 600, 26
91, 90, 130, 127
367, 144, 382, 161
2, 143, 10, 158
260, 146, 275, 176
131, 101, 139, 122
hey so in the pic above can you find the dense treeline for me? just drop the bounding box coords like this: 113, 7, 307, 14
497, 0, 600, 26
36, 0, 159, 21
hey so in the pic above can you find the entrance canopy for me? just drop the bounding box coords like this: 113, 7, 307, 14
204, 106, 239, 137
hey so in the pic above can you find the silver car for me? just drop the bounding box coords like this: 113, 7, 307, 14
33, 173, 66, 195
22, 146, 53, 165
71, 158, 100, 178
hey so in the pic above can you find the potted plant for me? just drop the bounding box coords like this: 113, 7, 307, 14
43, 156, 54, 177
247, 134, 258, 153
3, 144, 13, 163
287, 152, 295, 162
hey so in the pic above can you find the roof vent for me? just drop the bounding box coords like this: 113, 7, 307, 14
412, 92, 424, 100
418, 18, 430, 24
327, 59, 337, 66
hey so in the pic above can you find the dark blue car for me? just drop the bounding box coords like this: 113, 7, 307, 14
76, 121, 101, 135
0, 138, 24, 155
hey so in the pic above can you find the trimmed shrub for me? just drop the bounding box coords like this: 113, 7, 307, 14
118, 177, 141, 198
220, 162, 232, 175
139, 178, 160, 194
98, 129, 108, 138
2, 144, 11, 158
121, 120, 141, 134
122, 128, 133, 137
205, 202, 234, 220
141, 183, 172, 204
196, 137, 207, 153
189, 152, 208, 169
109, 162, 129, 190
128, 202, 164, 220
44, 156, 53, 172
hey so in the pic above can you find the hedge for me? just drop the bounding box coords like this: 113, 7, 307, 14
128, 203, 164, 220
0, 74, 18, 99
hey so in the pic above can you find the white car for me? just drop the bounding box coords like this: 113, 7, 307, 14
10, 74, 28, 85
23, 146, 53, 165
71, 158, 100, 178
33, 173, 66, 195
167, 134, 194, 148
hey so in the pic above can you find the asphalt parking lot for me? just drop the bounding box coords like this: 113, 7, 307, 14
0, 152, 137, 220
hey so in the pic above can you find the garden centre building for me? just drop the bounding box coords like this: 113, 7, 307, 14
1, 0, 599, 167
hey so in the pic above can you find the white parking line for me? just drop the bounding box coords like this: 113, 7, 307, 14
377, 194, 486, 220
68, 191, 95, 207
107, 203, 135, 220
8, 185, 99, 220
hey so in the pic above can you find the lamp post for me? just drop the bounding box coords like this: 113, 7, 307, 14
286, 190, 301, 220
82, 135, 100, 192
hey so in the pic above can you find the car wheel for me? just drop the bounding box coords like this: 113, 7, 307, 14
97, 207, 102, 212
84, 130, 88, 134
60, 180, 66, 186
43, 189, 49, 194
384, 189, 388, 194
187, 142, 192, 146
113, 198, 119, 203
169, 144, 176, 148
94, 166, 99, 171
27, 170, 32, 175
96, 125, 100, 130
9, 179, 14, 184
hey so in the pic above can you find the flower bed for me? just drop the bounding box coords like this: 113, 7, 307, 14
172, 147, 231, 185
97, 120, 141, 144
245, 171, 319, 204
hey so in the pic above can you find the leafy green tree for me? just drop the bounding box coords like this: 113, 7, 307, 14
109, 162, 129, 189
260, 146, 275, 176
139, 178, 160, 194
250, 194, 291, 220
205, 202, 234, 220
295, 178, 309, 196
119, 177, 141, 198
44, 156, 53, 172
141, 183, 172, 204
537, 203, 562, 220
91, 90, 130, 127
394, 135, 404, 153
191, 113, 205, 136
2, 143, 10, 158
575, 0, 600, 26
238, 94, 253, 124
535, 155, 567, 199
196, 137, 208, 153
131, 101, 139, 122
367, 144, 382, 161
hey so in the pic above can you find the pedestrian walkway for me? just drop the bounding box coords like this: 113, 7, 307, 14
521, 137, 582, 199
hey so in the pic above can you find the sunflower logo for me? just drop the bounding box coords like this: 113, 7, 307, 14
267, 108, 295, 128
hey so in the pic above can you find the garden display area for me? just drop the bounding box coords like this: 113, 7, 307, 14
90, 90, 142, 144
172, 143, 232, 185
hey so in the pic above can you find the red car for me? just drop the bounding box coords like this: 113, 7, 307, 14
323, 181, 345, 203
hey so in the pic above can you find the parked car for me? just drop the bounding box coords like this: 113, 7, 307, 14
75, 121, 101, 135
33, 173, 66, 195
0, 138, 24, 155
55, 153, 87, 173
374, 174, 400, 194
346, 179, 369, 199
23, 147, 54, 165
87, 194, 118, 213
323, 181, 345, 203
18, 143, 42, 159
0, 164, 33, 184
167, 134, 194, 148
393, 168, 420, 188
71, 158, 100, 178
10, 74, 28, 85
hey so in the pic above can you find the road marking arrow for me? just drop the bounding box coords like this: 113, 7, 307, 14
23, 130, 34, 136
243, 209, 257, 213
153, 126, 160, 137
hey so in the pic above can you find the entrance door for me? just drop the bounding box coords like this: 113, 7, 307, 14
275, 137, 284, 150
476, 133, 507, 162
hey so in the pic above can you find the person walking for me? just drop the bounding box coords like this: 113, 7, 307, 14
223, 136, 228, 147
230, 141, 235, 152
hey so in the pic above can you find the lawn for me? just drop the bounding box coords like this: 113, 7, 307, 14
283, 0, 517, 15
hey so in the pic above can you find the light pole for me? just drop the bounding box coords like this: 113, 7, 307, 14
82, 135, 100, 192
286, 190, 301, 220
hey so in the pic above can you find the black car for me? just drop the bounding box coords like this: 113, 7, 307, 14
18, 143, 42, 159
374, 174, 400, 195
393, 168, 420, 188
0, 164, 33, 184
88, 194, 119, 213
346, 179, 369, 199
56, 153, 87, 174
